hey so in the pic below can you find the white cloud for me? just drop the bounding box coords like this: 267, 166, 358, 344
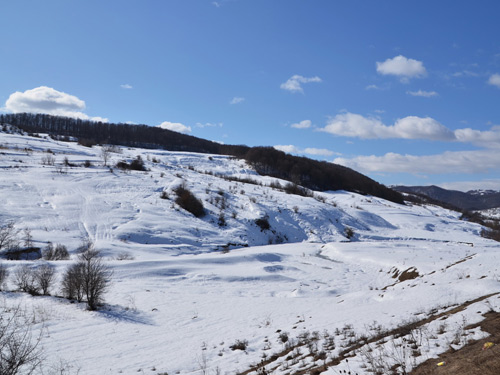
212, 1, 221, 7
274, 145, 336, 157
454, 126, 500, 148
319, 112, 500, 148
376, 55, 427, 82
196, 122, 223, 128
318, 112, 454, 141
280, 75, 322, 93
406, 90, 438, 97
452, 70, 479, 78
274, 145, 300, 154
365, 84, 382, 90
5, 86, 107, 122
333, 149, 498, 175
230, 97, 245, 105
303, 147, 336, 157
488, 73, 500, 88
120, 84, 133, 89
291, 120, 312, 129
158, 121, 192, 134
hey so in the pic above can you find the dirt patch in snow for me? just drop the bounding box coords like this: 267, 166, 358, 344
410, 310, 500, 375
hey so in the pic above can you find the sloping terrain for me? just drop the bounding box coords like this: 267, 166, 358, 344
394, 185, 500, 211
0, 131, 499, 374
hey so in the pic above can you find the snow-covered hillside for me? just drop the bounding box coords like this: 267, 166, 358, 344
0, 130, 499, 374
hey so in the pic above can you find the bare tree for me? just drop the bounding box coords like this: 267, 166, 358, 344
61, 262, 85, 302
0, 221, 19, 252
0, 263, 8, 291
62, 247, 111, 310
35, 263, 55, 296
13, 265, 39, 296
101, 146, 111, 167
54, 244, 70, 260
79, 249, 112, 310
0, 305, 44, 375
23, 228, 33, 248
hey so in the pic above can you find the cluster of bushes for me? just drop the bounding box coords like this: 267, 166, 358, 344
42, 242, 70, 260
116, 155, 147, 171
173, 183, 205, 218
0, 241, 111, 311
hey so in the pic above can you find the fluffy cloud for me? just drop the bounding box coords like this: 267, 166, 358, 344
333, 149, 498, 175
120, 84, 133, 89
280, 75, 322, 93
158, 121, 192, 134
406, 90, 438, 97
376, 55, 427, 82
230, 97, 245, 105
274, 145, 336, 157
488, 73, 500, 88
454, 126, 500, 148
291, 120, 312, 129
5, 86, 107, 121
319, 112, 454, 141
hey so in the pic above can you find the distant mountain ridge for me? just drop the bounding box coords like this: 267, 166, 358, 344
393, 185, 500, 211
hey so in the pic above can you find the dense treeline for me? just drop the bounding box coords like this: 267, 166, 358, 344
235, 146, 404, 203
0, 113, 404, 204
0, 112, 220, 153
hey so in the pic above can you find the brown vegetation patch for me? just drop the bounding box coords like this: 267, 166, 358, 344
398, 267, 420, 282
383, 267, 420, 290
410, 310, 500, 375
240, 293, 499, 375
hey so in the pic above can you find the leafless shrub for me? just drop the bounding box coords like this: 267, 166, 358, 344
230, 339, 249, 351
0, 221, 19, 252
0, 305, 44, 375
344, 226, 355, 240
43, 243, 70, 260
278, 331, 289, 344
35, 263, 56, 296
23, 228, 33, 248
115, 251, 134, 261
13, 265, 40, 295
62, 249, 112, 310
41, 154, 55, 166
101, 146, 111, 166
0, 263, 9, 291
61, 263, 85, 302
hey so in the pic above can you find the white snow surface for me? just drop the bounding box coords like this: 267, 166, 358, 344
0, 131, 499, 374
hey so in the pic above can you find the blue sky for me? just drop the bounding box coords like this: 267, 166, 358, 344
2, 0, 500, 191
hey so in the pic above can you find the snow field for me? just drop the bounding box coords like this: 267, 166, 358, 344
0, 131, 499, 374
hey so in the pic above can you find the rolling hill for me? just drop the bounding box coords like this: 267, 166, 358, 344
0, 128, 499, 375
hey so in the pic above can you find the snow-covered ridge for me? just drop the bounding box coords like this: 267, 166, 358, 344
0, 130, 499, 374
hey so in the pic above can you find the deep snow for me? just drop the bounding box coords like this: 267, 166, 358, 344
0, 131, 499, 374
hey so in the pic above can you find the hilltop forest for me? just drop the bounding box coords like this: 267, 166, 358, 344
0, 112, 403, 204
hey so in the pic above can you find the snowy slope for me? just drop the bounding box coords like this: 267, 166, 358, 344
0, 130, 499, 374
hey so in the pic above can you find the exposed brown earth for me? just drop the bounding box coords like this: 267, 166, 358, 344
409, 310, 500, 375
